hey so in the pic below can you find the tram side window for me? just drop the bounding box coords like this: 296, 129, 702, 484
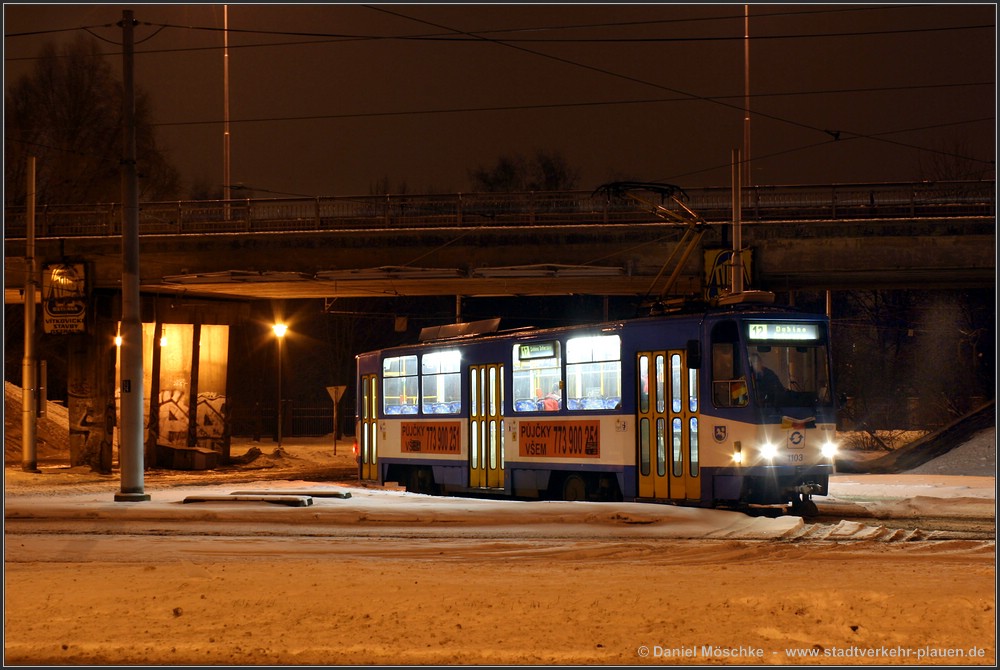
512, 341, 562, 412
565, 334, 622, 410
421, 349, 462, 414
383, 355, 419, 415
711, 321, 748, 408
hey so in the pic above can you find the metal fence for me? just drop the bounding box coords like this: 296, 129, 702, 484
5, 180, 994, 239
229, 403, 353, 440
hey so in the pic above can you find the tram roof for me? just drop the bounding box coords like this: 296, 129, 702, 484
364, 299, 829, 357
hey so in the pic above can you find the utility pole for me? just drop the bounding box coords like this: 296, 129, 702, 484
223, 4, 232, 217
743, 4, 751, 189
115, 10, 150, 502
22, 156, 40, 473
731, 149, 744, 295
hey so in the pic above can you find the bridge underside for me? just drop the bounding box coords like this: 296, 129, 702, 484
139, 268, 704, 300
4, 217, 995, 304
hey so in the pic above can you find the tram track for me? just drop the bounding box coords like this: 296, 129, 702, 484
743, 500, 995, 540
807, 514, 996, 540
6, 505, 994, 544
811, 498, 996, 539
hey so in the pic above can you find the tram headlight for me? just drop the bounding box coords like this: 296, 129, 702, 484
759, 442, 779, 460
732, 441, 743, 464
821, 441, 838, 459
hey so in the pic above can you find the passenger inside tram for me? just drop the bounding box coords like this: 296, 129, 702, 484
541, 383, 562, 411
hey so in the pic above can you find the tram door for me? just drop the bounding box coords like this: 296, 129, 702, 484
359, 374, 378, 481
636, 350, 701, 500
469, 363, 504, 489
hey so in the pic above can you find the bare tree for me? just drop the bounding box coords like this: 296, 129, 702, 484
906, 291, 992, 423
833, 288, 993, 433
4, 35, 180, 207
188, 177, 223, 201
368, 175, 409, 196
833, 290, 915, 431
917, 133, 994, 182
906, 296, 962, 421
469, 149, 579, 192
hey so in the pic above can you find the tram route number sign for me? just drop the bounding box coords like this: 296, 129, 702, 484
519, 420, 600, 458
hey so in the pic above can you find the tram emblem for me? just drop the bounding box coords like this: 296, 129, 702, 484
713, 425, 727, 442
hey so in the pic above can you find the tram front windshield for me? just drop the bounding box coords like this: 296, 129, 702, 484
745, 322, 832, 408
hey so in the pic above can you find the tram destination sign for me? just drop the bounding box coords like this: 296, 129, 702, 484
747, 322, 820, 342
518, 341, 558, 360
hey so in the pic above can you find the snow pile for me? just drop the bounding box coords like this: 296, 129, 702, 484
904, 427, 995, 476
4, 380, 71, 462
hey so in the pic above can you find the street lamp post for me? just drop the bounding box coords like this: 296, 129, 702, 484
272, 323, 287, 447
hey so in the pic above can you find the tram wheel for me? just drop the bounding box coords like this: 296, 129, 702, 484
407, 467, 437, 495
562, 474, 589, 501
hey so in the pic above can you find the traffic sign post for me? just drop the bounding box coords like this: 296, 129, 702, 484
326, 385, 347, 455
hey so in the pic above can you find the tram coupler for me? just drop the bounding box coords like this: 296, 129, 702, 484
788, 484, 822, 517
792, 483, 823, 496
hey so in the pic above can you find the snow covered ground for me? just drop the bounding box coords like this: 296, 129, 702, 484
5, 470, 995, 666
4, 468, 996, 542
4, 383, 996, 665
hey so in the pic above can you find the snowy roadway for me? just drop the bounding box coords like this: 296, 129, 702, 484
5, 472, 996, 543
4, 473, 996, 666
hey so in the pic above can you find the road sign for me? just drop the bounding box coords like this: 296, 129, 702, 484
326, 386, 347, 454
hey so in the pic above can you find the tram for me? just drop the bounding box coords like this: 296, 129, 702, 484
355, 294, 839, 515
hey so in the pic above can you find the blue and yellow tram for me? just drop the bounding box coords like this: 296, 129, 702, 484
355, 298, 838, 515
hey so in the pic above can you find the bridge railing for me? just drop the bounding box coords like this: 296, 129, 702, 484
4, 180, 994, 239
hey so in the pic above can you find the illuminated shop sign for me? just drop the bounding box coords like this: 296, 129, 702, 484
42, 263, 87, 334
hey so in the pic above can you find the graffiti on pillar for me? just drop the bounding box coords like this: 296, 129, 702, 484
196, 392, 228, 450
68, 346, 116, 474
158, 389, 190, 447
155, 390, 229, 451
148, 323, 229, 453
69, 401, 99, 454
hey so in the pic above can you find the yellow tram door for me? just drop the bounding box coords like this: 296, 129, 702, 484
359, 373, 379, 481
636, 352, 668, 498
636, 351, 701, 500
469, 363, 504, 489
666, 349, 701, 500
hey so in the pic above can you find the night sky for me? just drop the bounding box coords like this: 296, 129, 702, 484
4, 4, 996, 198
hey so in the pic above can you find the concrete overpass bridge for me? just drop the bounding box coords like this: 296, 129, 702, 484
4, 179, 994, 471
5, 180, 996, 307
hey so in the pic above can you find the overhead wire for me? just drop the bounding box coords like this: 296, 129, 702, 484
665, 117, 996, 182
145, 82, 994, 132
358, 4, 994, 267
140, 21, 992, 44
5, 8, 991, 54
0, 4, 931, 42
5, 7, 994, 179
364, 5, 994, 171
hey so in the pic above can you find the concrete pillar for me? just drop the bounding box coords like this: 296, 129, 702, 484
67, 317, 116, 473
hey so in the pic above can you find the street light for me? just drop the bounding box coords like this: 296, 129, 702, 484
272, 322, 287, 448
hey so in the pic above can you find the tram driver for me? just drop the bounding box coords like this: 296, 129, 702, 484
749, 353, 786, 405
